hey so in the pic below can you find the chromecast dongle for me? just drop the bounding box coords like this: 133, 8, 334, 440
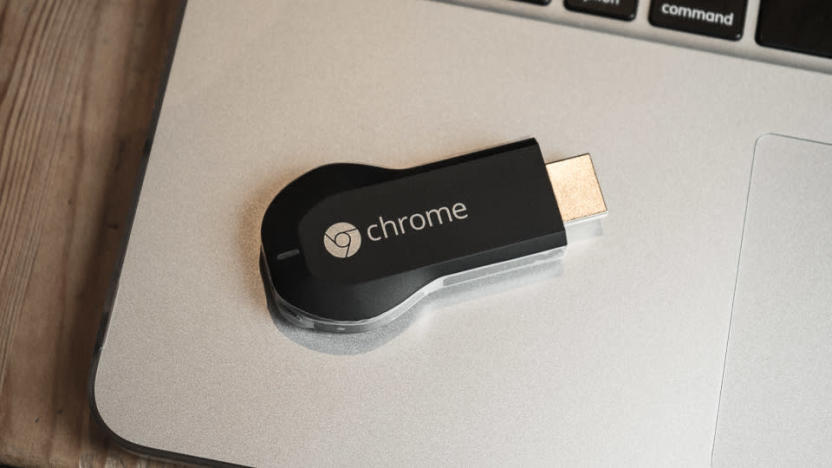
260, 138, 607, 333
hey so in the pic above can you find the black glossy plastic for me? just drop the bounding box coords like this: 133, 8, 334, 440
260, 139, 567, 323
565, 0, 638, 21
756, 0, 832, 59
649, 0, 747, 40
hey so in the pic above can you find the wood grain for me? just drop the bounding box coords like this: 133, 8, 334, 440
0, 0, 186, 466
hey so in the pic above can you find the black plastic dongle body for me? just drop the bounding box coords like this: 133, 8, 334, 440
261, 139, 566, 332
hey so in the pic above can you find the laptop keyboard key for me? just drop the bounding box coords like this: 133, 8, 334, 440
649, 0, 747, 40
565, 0, 638, 21
756, 0, 832, 59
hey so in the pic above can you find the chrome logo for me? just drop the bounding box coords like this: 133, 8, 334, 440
323, 222, 362, 258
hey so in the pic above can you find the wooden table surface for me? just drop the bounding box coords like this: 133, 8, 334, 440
0, 1, 187, 466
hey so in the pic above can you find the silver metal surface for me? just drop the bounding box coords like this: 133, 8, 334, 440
92, 0, 832, 466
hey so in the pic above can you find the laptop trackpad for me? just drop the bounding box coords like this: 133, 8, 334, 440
712, 135, 832, 467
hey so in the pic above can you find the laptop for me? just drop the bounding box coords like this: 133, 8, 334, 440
89, 0, 832, 465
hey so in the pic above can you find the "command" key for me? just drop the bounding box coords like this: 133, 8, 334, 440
649, 0, 747, 40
